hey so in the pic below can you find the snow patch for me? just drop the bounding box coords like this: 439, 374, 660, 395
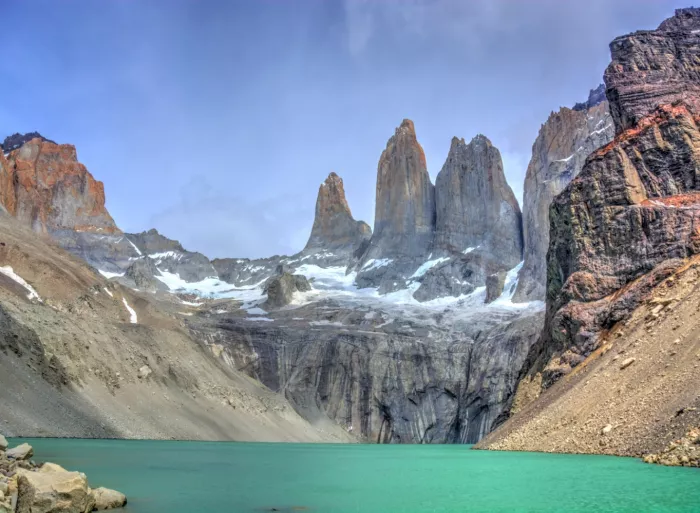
361, 258, 393, 271
148, 251, 182, 261
410, 257, 450, 279
99, 270, 125, 279
122, 297, 138, 323
0, 266, 41, 301
310, 320, 344, 327
125, 237, 143, 256
103, 287, 114, 298
245, 317, 275, 322
245, 306, 268, 316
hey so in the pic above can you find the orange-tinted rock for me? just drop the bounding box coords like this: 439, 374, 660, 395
304, 172, 371, 252
370, 119, 435, 258
0, 138, 119, 234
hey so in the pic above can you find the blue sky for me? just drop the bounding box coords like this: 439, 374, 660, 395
0, 0, 687, 258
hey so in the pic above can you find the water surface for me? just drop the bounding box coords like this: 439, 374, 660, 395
13, 438, 700, 512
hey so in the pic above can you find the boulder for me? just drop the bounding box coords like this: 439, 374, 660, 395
0, 434, 6, 451
137, 365, 152, 379
16, 468, 95, 513
485, 272, 507, 304
6, 444, 33, 461
39, 463, 68, 473
265, 273, 311, 308
91, 487, 127, 511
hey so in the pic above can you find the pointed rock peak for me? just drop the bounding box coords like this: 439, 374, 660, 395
449, 136, 466, 151
469, 134, 493, 148
322, 171, 343, 188
305, 171, 370, 251
396, 119, 417, 138
317, 171, 351, 215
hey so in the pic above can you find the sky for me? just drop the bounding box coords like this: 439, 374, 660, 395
0, 0, 689, 258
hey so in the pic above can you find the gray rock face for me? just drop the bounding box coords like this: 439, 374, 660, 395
125, 229, 217, 283
122, 258, 169, 292
366, 119, 435, 260
486, 272, 506, 304
305, 172, 371, 254
191, 300, 544, 443
434, 135, 522, 267
513, 89, 614, 302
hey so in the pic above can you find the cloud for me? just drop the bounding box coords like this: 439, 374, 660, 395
148, 176, 314, 259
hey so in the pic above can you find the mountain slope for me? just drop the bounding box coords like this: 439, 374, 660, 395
0, 212, 350, 442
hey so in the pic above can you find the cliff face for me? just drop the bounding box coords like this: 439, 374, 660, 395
0, 137, 118, 234
368, 119, 435, 259
605, 7, 700, 133
514, 90, 614, 302
522, 7, 700, 388
434, 135, 522, 267
304, 172, 371, 253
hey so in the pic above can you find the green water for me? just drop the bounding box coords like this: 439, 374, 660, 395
11, 438, 700, 512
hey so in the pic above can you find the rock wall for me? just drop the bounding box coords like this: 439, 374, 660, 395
434, 134, 522, 266
605, 7, 700, 132
522, 7, 700, 388
0, 137, 118, 235
367, 119, 435, 259
191, 302, 544, 444
514, 89, 614, 302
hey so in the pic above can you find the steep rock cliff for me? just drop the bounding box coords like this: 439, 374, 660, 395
513, 89, 614, 302
0, 137, 118, 234
605, 7, 700, 132
366, 119, 435, 259
305, 172, 371, 254
434, 134, 522, 266
522, 8, 700, 389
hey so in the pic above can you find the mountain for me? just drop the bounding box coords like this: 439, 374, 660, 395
304, 172, 371, 255
513, 87, 614, 302
479, 7, 700, 460
0, 126, 544, 444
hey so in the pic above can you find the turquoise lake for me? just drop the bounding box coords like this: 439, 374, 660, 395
11, 438, 700, 512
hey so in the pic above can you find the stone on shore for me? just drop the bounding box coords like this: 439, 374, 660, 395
92, 487, 127, 511
0, 435, 7, 451
6, 444, 33, 461
16, 468, 95, 513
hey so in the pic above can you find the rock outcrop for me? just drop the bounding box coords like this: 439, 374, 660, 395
513, 88, 614, 302
0, 137, 118, 235
521, 7, 700, 389
264, 270, 311, 308
605, 7, 700, 132
434, 135, 522, 266
366, 119, 435, 259
304, 172, 371, 255
485, 272, 506, 304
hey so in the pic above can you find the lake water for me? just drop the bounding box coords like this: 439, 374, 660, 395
11, 438, 700, 512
